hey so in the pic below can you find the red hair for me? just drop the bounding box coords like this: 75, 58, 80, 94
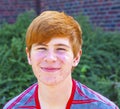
26, 11, 82, 57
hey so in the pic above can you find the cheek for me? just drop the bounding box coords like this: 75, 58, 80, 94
57, 53, 74, 64
31, 52, 45, 63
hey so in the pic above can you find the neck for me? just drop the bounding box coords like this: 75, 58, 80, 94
38, 76, 73, 109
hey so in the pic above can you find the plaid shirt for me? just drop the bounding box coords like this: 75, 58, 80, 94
3, 80, 119, 109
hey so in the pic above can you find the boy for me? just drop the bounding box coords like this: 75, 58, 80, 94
3, 11, 118, 109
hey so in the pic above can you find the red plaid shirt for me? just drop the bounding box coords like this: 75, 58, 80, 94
3, 80, 119, 109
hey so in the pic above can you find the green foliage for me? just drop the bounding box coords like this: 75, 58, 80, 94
0, 11, 120, 108
0, 10, 37, 108
73, 14, 120, 107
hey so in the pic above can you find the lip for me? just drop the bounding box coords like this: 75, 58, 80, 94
41, 67, 61, 72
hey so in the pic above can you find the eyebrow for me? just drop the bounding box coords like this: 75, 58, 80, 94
54, 44, 70, 48
36, 43, 70, 48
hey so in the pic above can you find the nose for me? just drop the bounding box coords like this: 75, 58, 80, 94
44, 51, 57, 63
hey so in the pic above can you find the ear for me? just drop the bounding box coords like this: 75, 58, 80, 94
73, 49, 82, 67
26, 47, 32, 65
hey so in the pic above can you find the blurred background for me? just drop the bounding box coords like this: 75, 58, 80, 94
0, 0, 120, 31
0, 0, 120, 108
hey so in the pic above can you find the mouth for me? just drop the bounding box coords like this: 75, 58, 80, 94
41, 67, 61, 72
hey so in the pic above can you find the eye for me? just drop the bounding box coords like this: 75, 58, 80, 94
37, 47, 47, 51
56, 48, 66, 51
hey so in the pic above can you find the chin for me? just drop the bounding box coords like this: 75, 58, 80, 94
40, 78, 64, 86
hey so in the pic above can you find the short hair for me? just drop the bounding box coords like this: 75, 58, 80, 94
26, 11, 82, 57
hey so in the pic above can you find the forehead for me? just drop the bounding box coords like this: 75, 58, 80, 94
47, 37, 70, 45
36, 37, 71, 46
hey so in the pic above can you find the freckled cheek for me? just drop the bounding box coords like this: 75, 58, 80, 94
57, 54, 72, 63
31, 52, 45, 61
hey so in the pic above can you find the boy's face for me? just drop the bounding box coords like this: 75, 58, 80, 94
26, 37, 82, 86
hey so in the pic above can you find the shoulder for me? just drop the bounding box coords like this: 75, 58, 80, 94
73, 80, 119, 109
3, 83, 38, 109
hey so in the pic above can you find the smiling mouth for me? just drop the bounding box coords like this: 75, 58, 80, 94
41, 67, 61, 72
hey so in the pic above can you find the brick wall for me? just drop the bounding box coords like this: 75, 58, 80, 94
0, 0, 37, 23
0, 0, 120, 31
